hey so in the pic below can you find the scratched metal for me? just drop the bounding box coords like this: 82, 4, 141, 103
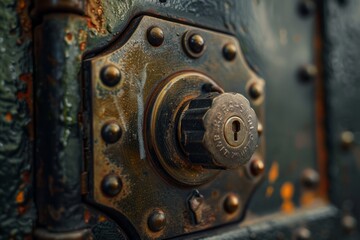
84, 16, 265, 239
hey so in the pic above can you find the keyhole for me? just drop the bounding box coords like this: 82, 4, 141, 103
232, 120, 241, 141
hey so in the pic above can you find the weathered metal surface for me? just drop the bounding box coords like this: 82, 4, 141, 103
2, 0, 359, 238
181, 206, 339, 240
34, 14, 88, 232
33, 0, 85, 16
0, 0, 35, 239
84, 15, 265, 239
324, 0, 360, 239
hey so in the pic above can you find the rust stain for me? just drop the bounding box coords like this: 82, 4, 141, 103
98, 215, 106, 222
64, 32, 74, 45
86, 0, 106, 34
84, 208, 91, 224
280, 182, 295, 213
78, 29, 87, 52
16, 191, 24, 203
314, 4, 329, 202
268, 161, 279, 183
301, 191, 316, 206
17, 73, 34, 140
5, 112, 12, 122
265, 186, 274, 198
16, 0, 32, 44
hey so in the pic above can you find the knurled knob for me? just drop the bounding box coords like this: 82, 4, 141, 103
180, 92, 258, 169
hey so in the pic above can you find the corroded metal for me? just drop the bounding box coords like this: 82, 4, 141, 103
147, 209, 166, 232
84, 16, 265, 239
34, 14, 88, 233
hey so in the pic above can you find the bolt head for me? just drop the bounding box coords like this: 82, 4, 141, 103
147, 27, 164, 47
101, 174, 122, 197
295, 227, 311, 240
188, 34, 205, 54
341, 131, 354, 149
101, 122, 122, 144
298, 64, 317, 82
248, 82, 263, 100
223, 43, 237, 61
298, 0, 316, 17
100, 65, 121, 87
224, 193, 240, 214
250, 158, 265, 177
148, 209, 166, 232
342, 215, 357, 233
301, 168, 319, 189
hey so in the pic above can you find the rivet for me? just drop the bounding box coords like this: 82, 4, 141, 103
101, 174, 122, 197
147, 27, 164, 47
294, 227, 311, 240
248, 82, 263, 100
100, 65, 121, 87
250, 158, 265, 177
341, 131, 354, 149
342, 215, 357, 233
298, 0, 316, 17
183, 31, 206, 58
223, 43, 237, 61
189, 34, 205, 54
101, 122, 122, 144
224, 193, 240, 214
148, 209, 166, 232
298, 64, 317, 82
301, 168, 319, 189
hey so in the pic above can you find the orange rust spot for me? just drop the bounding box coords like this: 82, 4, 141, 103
84, 208, 91, 224
281, 201, 295, 213
301, 191, 317, 206
5, 112, 12, 122
268, 161, 279, 183
16, 0, 32, 41
281, 182, 294, 198
98, 215, 106, 222
280, 182, 295, 213
80, 42, 86, 51
16, 191, 24, 203
18, 0, 26, 9
65, 32, 73, 42
266, 186, 274, 198
86, 0, 106, 34
78, 29, 87, 52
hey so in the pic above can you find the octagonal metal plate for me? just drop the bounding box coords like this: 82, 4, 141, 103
83, 15, 265, 239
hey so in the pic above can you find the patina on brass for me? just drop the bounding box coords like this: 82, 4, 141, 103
84, 15, 265, 239
147, 72, 220, 185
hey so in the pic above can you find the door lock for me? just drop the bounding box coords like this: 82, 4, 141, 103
84, 15, 265, 239
180, 92, 258, 169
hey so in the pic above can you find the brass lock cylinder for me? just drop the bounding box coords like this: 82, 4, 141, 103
180, 92, 258, 169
